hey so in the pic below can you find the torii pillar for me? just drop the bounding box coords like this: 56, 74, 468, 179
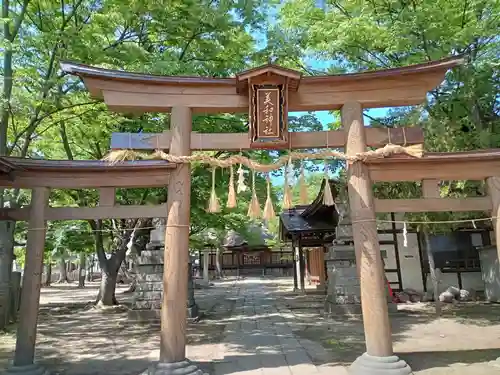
143, 106, 205, 375
342, 102, 412, 375
6, 188, 50, 375
486, 177, 500, 367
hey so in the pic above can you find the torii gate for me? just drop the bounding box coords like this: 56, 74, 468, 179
59, 57, 460, 375
10, 55, 500, 375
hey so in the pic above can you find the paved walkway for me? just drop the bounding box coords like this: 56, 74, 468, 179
207, 278, 347, 375
2, 277, 499, 375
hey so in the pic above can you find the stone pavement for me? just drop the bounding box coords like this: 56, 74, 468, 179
205, 278, 348, 375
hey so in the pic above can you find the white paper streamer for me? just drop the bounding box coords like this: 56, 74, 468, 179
236, 163, 247, 193
403, 222, 408, 247
286, 156, 295, 185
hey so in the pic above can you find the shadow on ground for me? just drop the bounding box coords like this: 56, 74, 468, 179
403, 349, 499, 371
1, 278, 500, 375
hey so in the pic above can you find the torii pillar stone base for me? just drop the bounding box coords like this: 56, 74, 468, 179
5, 364, 50, 375
349, 353, 413, 375
141, 360, 207, 375
489, 358, 500, 367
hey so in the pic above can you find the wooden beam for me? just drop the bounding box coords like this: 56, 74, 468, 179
99, 74, 442, 114
98, 78, 432, 113
65, 58, 461, 113
0, 204, 167, 221
368, 158, 500, 182
0, 169, 172, 189
374, 197, 492, 213
110, 127, 423, 151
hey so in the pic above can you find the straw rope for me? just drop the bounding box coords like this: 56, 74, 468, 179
22, 216, 495, 234
103, 143, 423, 171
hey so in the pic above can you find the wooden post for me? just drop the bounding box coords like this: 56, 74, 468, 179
422, 180, 442, 316
299, 243, 306, 292
305, 249, 311, 285
9, 271, 21, 322
13, 188, 49, 368
487, 178, 500, 260
202, 250, 210, 283
487, 177, 500, 367
160, 106, 192, 364
343, 102, 411, 374
292, 239, 298, 291
99, 188, 115, 206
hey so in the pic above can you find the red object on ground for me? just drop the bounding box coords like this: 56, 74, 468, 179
387, 280, 400, 303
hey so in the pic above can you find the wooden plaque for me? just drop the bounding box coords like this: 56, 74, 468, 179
249, 84, 289, 149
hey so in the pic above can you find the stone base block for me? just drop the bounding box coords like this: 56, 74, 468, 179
388, 302, 399, 313
324, 302, 362, 316
128, 309, 161, 322
324, 302, 399, 317
128, 309, 204, 323
140, 360, 207, 375
187, 304, 200, 321
315, 284, 326, 292
489, 358, 500, 367
349, 353, 413, 375
5, 364, 51, 375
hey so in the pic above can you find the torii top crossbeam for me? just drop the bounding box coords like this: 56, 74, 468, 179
61, 56, 463, 151
61, 56, 463, 114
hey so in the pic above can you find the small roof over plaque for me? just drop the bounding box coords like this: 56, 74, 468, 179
235, 64, 303, 93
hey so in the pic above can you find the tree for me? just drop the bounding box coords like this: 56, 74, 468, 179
276, 0, 499, 152
1, 0, 270, 308
49, 221, 94, 284
276, 1, 498, 315
0, 0, 32, 330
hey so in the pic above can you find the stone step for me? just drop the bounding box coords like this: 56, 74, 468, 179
138, 251, 164, 265
136, 273, 164, 282
128, 308, 161, 322
136, 281, 163, 292
133, 290, 163, 301
133, 300, 162, 310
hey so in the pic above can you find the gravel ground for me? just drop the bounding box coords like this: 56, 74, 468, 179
1, 278, 499, 375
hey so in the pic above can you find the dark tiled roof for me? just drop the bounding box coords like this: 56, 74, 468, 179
280, 179, 339, 241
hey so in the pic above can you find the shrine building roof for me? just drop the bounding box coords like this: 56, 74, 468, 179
280, 179, 340, 245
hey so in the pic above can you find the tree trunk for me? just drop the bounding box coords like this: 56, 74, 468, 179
423, 229, 441, 316
56, 258, 69, 283
124, 278, 137, 293
90, 219, 143, 306
215, 247, 223, 279
44, 262, 52, 286
92, 224, 120, 306
186, 261, 199, 319
86, 257, 93, 281
78, 253, 86, 288
0, 0, 34, 329
0, 220, 15, 329
96, 271, 119, 306
92, 221, 123, 306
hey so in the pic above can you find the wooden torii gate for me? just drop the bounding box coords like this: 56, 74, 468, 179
5, 55, 500, 375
